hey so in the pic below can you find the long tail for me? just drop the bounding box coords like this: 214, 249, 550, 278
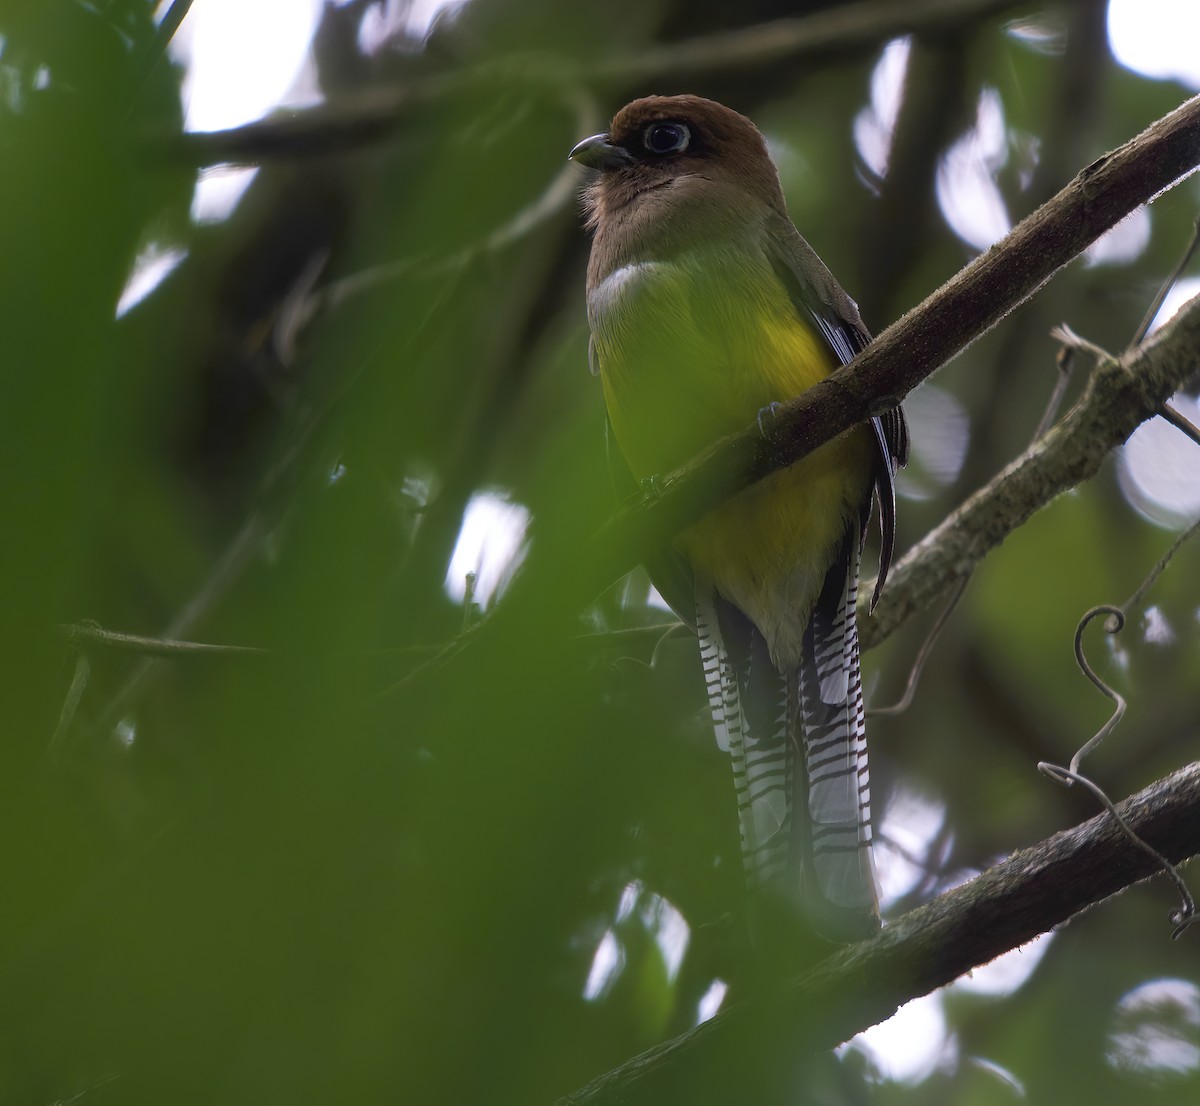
795, 527, 879, 938
696, 528, 879, 941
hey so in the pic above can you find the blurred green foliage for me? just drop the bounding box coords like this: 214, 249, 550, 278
1, 1, 1198, 1104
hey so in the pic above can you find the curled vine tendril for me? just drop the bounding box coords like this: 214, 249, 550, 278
1038, 217, 1200, 938
1039, 516, 1200, 938
1037, 760, 1196, 939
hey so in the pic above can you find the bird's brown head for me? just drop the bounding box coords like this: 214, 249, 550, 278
569, 95, 787, 236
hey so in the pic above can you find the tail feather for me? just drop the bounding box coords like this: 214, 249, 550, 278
797, 527, 879, 935
696, 530, 880, 941
696, 582, 790, 888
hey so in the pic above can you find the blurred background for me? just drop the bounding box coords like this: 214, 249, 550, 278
2, 1, 1199, 1103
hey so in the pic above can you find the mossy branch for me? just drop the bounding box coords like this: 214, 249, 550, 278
556, 761, 1200, 1106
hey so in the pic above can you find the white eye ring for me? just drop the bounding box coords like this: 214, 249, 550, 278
643, 122, 690, 155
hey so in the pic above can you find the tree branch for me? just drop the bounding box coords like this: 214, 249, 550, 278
556, 761, 1200, 1106
61, 621, 269, 659
860, 291, 1200, 649
592, 0, 1029, 83
166, 0, 1034, 166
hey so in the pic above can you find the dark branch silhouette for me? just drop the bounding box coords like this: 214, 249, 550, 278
167, 0, 1033, 166
593, 0, 1029, 83
556, 761, 1200, 1106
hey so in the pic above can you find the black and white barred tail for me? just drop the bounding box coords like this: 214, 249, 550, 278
696, 526, 880, 941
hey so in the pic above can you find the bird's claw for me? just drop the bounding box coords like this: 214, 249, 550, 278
638, 474, 665, 500
757, 401, 783, 439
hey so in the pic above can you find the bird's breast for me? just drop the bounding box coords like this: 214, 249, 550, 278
587, 245, 873, 664
588, 249, 833, 477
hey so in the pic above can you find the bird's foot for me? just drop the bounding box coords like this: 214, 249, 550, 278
638, 474, 665, 500
756, 401, 783, 440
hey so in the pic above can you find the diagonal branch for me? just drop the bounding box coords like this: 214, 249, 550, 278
556, 761, 1200, 1106
860, 291, 1200, 649
167, 0, 1034, 166
593, 0, 1029, 83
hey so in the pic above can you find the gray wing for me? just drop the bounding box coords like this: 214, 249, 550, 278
763, 212, 908, 604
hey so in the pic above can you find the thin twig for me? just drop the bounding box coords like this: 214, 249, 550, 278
1128, 215, 1200, 350
150, 0, 195, 58
54, 616, 687, 666
48, 652, 91, 762
89, 511, 268, 738
869, 574, 969, 717
128, 0, 195, 113
648, 621, 690, 669
1159, 400, 1200, 448
1030, 343, 1076, 442
51, 1070, 121, 1106
874, 827, 951, 882
61, 621, 269, 659
578, 622, 687, 645
1124, 513, 1200, 613
1049, 322, 1112, 363
1127, 218, 1200, 459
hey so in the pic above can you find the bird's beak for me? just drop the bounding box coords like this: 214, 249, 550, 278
568, 133, 635, 170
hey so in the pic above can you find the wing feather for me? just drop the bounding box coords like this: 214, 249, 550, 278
763, 214, 907, 599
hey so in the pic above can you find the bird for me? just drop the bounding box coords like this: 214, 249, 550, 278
570, 95, 908, 941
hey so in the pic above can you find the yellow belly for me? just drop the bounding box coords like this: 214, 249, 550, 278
596, 263, 872, 667
678, 429, 871, 669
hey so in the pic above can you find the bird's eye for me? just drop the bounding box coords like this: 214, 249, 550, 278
643, 122, 690, 155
